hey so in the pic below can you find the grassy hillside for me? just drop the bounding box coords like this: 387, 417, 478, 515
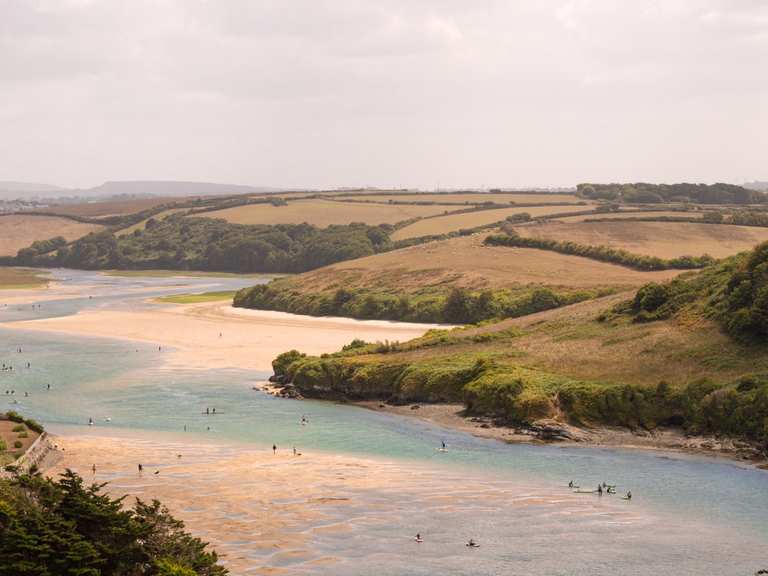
514, 220, 768, 259
335, 192, 583, 204
204, 199, 453, 226
269, 245, 768, 450
0, 215, 103, 257
390, 204, 591, 241
235, 234, 679, 323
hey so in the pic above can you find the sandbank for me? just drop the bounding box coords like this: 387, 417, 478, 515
7, 300, 443, 372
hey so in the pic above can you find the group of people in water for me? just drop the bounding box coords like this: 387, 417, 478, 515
569, 480, 632, 500
413, 534, 479, 548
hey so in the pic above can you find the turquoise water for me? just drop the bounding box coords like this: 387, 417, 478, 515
1, 270, 767, 575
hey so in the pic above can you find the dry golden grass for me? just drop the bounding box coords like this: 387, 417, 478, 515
514, 220, 768, 258
557, 210, 704, 223
41, 197, 179, 218
0, 215, 103, 257
390, 205, 592, 241
203, 199, 453, 227
336, 193, 584, 204
298, 234, 679, 293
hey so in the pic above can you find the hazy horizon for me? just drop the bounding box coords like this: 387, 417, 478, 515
1, 1, 766, 190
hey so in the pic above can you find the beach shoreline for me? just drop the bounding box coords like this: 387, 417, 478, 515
255, 381, 768, 469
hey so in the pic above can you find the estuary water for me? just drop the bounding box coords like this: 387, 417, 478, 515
1, 270, 766, 575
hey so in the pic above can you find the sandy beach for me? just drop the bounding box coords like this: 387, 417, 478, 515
7, 298, 442, 372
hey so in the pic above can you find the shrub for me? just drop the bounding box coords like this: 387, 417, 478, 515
13, 440, 22, 449
11, 424, 25, 433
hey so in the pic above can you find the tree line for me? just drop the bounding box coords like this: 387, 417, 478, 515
14, 215, 392, 273
576, 182, 765, 205
234, 283, 601, 324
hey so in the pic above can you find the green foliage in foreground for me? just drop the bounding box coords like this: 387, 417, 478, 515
19, 215, 392, 274
157, 291, 236, 304
484, 230, 714, 271
612, 241, 768, 344
234, 282, 610, 324
0, 469, 227, 576
272, 350, 768, 447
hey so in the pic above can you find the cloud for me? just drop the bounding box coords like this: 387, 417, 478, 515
0, 0, 766, 188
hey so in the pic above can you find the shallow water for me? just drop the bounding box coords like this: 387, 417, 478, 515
1, 270, 767, 575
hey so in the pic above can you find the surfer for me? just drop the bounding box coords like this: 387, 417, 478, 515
415, 533, 423, 543
441, 440, 446, 450
466, 539, 479, 548
624, 491, 632, 500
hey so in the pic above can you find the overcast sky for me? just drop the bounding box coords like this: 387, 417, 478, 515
1, 0, 766, 189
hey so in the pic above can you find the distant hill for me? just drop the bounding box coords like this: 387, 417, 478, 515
0, 181, 69, 200
79, 181, 282, 198
745, 181, 768, 192
0, 180, 282, 201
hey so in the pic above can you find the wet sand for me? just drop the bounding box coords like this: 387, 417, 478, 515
44, 431, 642, 575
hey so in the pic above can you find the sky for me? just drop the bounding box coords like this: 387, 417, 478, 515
0, 0, 766, 190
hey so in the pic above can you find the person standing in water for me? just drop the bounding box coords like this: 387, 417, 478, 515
138, 463, 143, 474
272, 444, 277, 454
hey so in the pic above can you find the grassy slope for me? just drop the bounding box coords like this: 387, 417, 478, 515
204, 199, 453, 226
514, 220, 768, 259
0, 215, 103, 257
234, 233, 680, 323
272, 251, 768, 446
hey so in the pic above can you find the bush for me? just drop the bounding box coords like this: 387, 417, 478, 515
13, 440, 22, 449
11, 424, 25, 433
